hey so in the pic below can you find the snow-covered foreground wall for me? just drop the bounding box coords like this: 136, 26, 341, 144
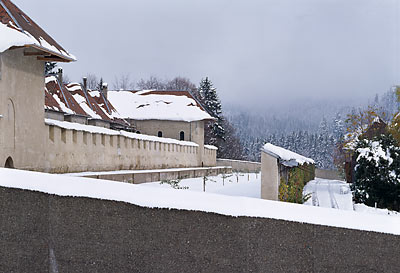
0, 168, 398, 235
0, 168, 399, 272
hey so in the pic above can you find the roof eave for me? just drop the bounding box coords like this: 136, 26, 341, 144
29, 44, 75, 62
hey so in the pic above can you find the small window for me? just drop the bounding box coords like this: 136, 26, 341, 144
49, 126, 54, 142
61, 129, 67, 143
180, 131, 185, 141
136, 131, 141, 134
158, 131, 163, 137
72, 131, 77, 143
5, 157, 14, 168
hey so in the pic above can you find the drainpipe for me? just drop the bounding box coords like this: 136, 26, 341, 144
56, 68, 70, 109
81, 77, 93, 111
100, 83, 111, 113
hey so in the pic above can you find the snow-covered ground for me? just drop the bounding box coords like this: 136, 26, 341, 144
141, 174, 400, 218
137, 172, 261, 198
0, 168, 399, 235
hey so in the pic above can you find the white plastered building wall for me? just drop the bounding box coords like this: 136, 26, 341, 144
0, 48, 47, 170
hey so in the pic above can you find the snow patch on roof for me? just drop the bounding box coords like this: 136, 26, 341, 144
0, 22, 32, 52
262, 143, 314, 167
107, 90, 213, 122
65, 83, 82, 92
0, 21, 75, 60
72, 94, 102, 120
52, 93, 74, 114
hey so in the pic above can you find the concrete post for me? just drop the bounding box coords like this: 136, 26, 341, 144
261, 151, 280, 201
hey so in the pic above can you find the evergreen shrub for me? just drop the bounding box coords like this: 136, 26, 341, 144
353, 134, 400, 211
279, 163, 315, 204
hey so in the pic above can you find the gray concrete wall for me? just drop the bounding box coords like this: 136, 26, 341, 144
261, 151, 280, 201
316, 168, 344, 180
217, 158, 261, 172
0, 186, 399, 273
79, 166, 232, 184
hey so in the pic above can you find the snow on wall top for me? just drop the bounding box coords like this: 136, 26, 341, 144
0, 0, 75, 61
0, 167, 399, 235
45, 119, 199, 147
204, 145, 218, 150
107, 90, 214, 122
262, 143, 314, 167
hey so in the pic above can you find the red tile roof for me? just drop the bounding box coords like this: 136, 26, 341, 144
0, 0, 74, 62
45, 76, 129, 127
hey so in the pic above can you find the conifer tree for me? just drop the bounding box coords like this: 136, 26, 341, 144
198, 77, 225, 145
45, 62, 57, 75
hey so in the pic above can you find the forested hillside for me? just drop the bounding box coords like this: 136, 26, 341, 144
225, 88, 399, 169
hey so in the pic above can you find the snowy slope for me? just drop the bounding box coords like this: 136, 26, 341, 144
0, 168, 399, 235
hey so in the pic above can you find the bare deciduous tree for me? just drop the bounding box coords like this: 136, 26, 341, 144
165, 77, 197, 92
136, 76, 166, 90
62, 74, 71, 85
80, 73, 99, 90
113, 74, 135, 90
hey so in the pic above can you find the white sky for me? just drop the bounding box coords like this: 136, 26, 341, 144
15, 0, 400, 110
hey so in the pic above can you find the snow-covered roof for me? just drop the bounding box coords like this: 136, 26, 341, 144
45, 76, 129, 127
45, 76, 88, 116
262, 143, 314, 167
0, 0, 75, 62
1, 167, 399, 235
107, 90, 214, 122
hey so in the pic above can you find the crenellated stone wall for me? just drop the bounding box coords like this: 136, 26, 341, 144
44, 124, 216, 173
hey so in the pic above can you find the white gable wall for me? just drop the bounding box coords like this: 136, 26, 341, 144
0, 48, 46, 170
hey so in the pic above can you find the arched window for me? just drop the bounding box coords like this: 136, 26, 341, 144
180, 131, 185, 141
158, 131, 163, 137
5, 157, 14, 168
136, 131, 141, 134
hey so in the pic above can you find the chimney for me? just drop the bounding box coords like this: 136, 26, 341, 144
101, 82, 108, 99
82, 77, 87, 92
57, 67, 63, 84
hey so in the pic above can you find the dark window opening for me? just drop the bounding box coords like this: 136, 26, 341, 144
180, 131, 185, 141
136, 131, 141, 134
158, 131, 163, 137
5, 157, 14, 168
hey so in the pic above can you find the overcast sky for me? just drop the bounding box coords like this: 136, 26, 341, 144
16, 0, 400, 110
